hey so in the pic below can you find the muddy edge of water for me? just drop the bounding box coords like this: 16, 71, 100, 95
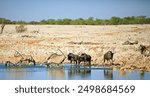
0, 63, 150, 73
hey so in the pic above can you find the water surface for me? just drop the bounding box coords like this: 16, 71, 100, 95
0, 64, 150, 80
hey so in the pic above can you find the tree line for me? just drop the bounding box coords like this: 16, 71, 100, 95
0, 16, 150, 25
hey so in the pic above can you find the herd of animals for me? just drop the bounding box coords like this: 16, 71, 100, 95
67, 50, 114, 67
4, 44, 150, 67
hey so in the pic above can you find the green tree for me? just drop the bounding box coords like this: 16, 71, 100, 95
71, 18, 85, 25
47, 19, 56, 24
16, 21, 28, 24
40, 19, 48, 24
30, 21, 39, 25
85, 17, 94, 25
1, 16, 150, 25
56, 19, 63, 25
110, 16, 121, 25
136, 16, 146, 24
94, 18, 103, 25
62, 18, 72, 25
0, 18, 11, 24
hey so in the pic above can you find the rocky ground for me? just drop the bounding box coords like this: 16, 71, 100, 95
0, 24, 150, 71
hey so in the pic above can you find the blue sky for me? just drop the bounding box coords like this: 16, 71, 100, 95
0, 0, 150, 21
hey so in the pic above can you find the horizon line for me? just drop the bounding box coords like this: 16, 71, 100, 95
1, 15, 150, 22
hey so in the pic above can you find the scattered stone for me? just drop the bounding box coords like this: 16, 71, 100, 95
122, 40, 138, 45
21, 35, 36, 38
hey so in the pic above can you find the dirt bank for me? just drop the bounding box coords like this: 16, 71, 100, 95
0, 25, 150, 71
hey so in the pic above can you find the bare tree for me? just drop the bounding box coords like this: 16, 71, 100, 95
0, 23, 5, 34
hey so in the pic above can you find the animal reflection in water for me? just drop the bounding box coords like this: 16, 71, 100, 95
138, 70, 145, 79
119, 70, 126, 77
68, 65, 91, 78
48, 69, 65, 79
103, 69, 113, 80
5, 68, 32, 79
119, 69, 145, 79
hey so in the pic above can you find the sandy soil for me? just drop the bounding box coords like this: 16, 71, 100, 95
0, 24, 150, 71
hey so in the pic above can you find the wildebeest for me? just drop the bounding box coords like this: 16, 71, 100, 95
78, 53, 91, 66
138, 45, 150, 57
139, 45, 146, 54
67, 53, 78, 64
104, 51, 114, 64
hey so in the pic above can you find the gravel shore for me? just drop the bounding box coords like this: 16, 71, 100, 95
0, 24, 150, 71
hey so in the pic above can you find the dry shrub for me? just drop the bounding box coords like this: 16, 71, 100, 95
15, 25, 27, 33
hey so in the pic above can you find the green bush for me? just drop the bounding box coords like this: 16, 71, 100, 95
1, 16, 150, 25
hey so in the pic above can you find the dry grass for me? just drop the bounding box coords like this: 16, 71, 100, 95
15, 25, 27, 33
